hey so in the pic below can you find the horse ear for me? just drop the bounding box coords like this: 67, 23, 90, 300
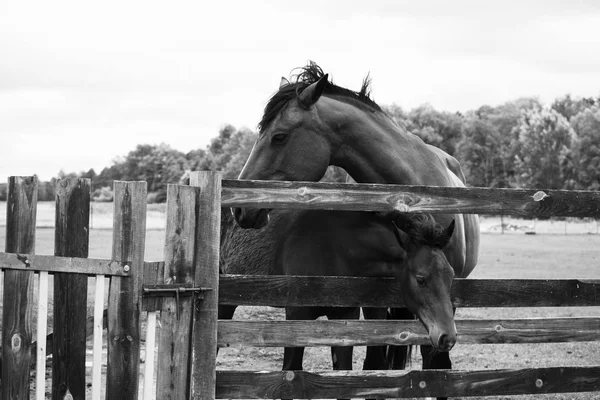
279, 77, 290, 88
392, 222, 411, 252
297, 74, 328, 108
439, 219, 455, 248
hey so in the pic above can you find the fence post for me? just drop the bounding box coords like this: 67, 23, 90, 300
156, 184, 202, 400
106, 181, 147, 400
52, 178, 90, 400
189, 171, 222, 400
1, 176, 37, 399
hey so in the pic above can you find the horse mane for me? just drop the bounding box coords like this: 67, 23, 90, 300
259, 61, 383, 132
393, 213, 451, 249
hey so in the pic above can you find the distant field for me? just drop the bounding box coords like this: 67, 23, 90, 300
0, 203, 599, 399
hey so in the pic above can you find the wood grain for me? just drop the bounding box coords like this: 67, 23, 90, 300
156, 184, 200, 400
1, 176, 37, 400
219, 275, 600, 307
189, 171, 221, 400
0, 252, 131, 276
221, 179, 600, 217
216, 367, 600, 398
106, 181, 146, 400
53, 178, 90, 400
218, 317, 600, 347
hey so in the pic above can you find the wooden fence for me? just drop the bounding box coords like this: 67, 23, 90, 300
0, 171, 599, 399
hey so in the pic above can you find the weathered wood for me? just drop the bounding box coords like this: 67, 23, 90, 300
53, 178, 90, 400
219, 275, 600, 307
221, 179, 600, 217
218, 317, 600, 348
216, 366, 600, 398
142, 260, 165, 311
156, 184, 201, 400
189, 171, 221, 400
2, 176, 37, 400
0, 252, 131, 276
106, 181, 146, 400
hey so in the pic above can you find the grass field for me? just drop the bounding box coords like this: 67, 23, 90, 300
0, 203, 599, 399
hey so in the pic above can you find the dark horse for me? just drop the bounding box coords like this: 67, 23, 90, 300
231, 62, 480, 394
220, 208, 457, 369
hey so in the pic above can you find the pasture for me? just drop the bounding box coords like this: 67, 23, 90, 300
0, 202, 599, 399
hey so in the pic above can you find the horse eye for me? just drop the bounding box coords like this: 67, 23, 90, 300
416, 276, 427, 286
271, 133, 287, 144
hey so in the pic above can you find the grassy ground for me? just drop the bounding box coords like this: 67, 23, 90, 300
0, 206, 599, 399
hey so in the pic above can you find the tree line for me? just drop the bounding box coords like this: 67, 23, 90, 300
1, 93, 598, 202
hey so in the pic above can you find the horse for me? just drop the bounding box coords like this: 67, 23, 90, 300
220, 207, 457, 374
232, 62, 480, 395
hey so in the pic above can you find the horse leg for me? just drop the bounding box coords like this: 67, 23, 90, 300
362, 307, 388, 370
420, 345, 451, 400
326, 307, 360, 371
327, 307, 359, 400
387, 307, 415, 370
283, 307, 316, 371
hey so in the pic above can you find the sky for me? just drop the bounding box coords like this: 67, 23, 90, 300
2, 0, 600, 182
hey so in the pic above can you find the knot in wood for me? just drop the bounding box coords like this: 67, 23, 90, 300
398, 332, 410, 341
532, 191, 549, 202
297, 187, 309, 197
63, 391, 74, 400
419, 381, 427, 389
394, 202, 411, 213
535, 379, 543, 388
285, 371, 295, 381
494, 324, 503, 332
11, 334, 22, 351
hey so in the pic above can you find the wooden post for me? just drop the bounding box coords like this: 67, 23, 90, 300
106, 181, 147, 400
52, 178, 90, 400
189, 171, 221, 400
156, 184, 202, 400
2, 176, 37, 399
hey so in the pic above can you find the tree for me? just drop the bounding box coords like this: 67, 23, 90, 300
570, 106, 600, 189
512, 108, 576, 189
551, 94, 596, 121
405, 104, 463, 156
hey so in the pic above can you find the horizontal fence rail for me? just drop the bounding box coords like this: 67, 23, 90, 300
216, 367, 600, 399
218, 317, 600, 347
0, 252, 131, 276
219, 275, 600, 308
221, 179, 600, 218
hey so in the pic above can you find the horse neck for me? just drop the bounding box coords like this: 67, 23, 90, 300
323, 99, 450, 186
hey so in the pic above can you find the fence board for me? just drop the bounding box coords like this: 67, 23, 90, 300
216, 366, 600, 398
189, 171, 221, 400
219, 275, 600, 307
106, 181, 146, 400
218, 317, 600, 347
156, 184, 201, 400
0, 252, 131, 276
1, 176, 37, 400
53, 178, 90, 400
221, 179, 600, 217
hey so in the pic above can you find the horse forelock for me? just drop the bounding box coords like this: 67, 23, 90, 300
402, 214, 450, 250
258, 61, 383, 134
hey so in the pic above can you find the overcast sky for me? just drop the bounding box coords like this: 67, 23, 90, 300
2, 0, 600, 182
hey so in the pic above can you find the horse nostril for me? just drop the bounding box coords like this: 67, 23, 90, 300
438, 334, 456, 351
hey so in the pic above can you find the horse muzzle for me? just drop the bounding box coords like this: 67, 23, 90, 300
232, 207, 270, 229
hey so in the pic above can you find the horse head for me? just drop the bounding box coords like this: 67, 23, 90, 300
391, 213, 457, 352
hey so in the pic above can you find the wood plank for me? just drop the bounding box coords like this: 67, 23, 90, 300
221, 179, 600, 218
2, 176, 37, 400
52, 178, 90, 400
216, 366, 600, 398
218, 317, 600, 348
189, 171, 221, 400
156, 184, 201, 400
106, 181, 147, 400
35, 271, 49, 400
92, 275, 105, 400
0, 252, 131, 276
219, 275, 600, 307
142, 260, 165, 311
